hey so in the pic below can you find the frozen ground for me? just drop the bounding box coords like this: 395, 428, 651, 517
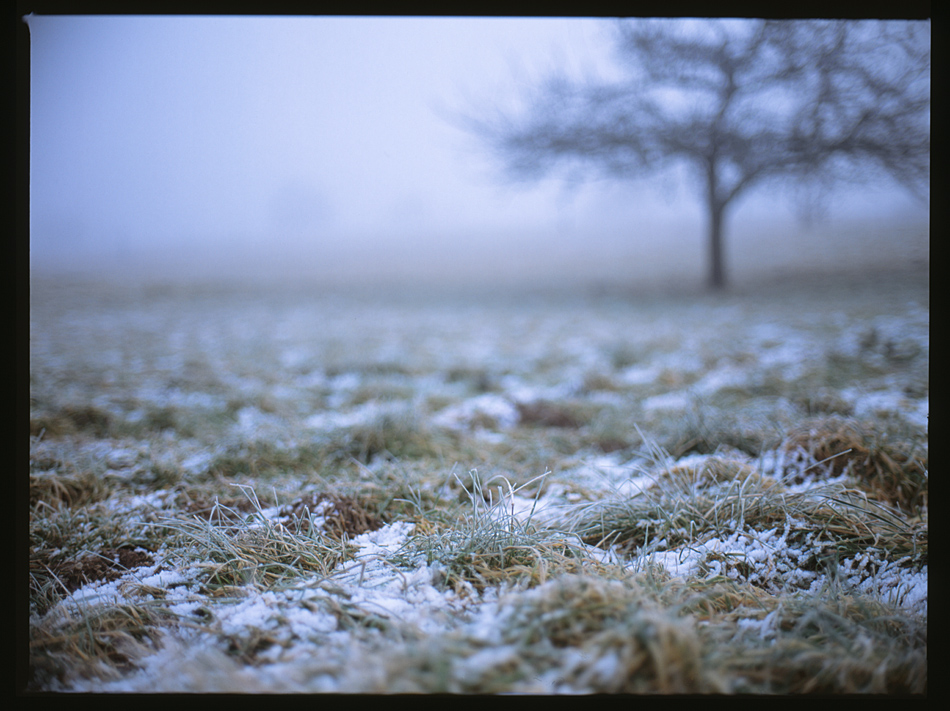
28, 272, 928, 693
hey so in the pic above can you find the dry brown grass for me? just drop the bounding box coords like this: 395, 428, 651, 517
163, 488, 351, 592
29, 599, 178, 690
782, 415, 928, 511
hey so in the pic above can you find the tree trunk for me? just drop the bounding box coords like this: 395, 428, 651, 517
707, 197, 727, 291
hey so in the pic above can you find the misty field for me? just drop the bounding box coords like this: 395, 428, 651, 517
28, 272, 928, 693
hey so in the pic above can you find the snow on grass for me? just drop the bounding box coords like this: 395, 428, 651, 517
28, 275, 928, 693
431, 393, 520, 431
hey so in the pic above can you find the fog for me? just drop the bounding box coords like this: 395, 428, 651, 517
26, 15, 928, 292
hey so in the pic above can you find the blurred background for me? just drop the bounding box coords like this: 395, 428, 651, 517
26, 15, 928, 293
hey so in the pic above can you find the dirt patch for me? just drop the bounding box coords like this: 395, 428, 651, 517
278, 493, 384, 539
516, 401, 586, 428
50, 547, 155, 592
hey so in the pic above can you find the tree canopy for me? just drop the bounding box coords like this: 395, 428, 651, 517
462, 19, 930, 290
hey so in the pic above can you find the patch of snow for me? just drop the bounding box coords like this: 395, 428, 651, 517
565, 454, 655, 496
304, 400, 410, 432
432, 393, 519, 431
618, 364, 662, 386
642, 390, 692, 413
136, 566, 193, 590
351, 520, 416, 556
181, 450, 216, 475
105, 448, 138, 469
499, 374, 575, 404
217, 592, 290, 637
279, 347, 313, 370
849, 388, 929, 429
106, 489, 175, 513
692, 365, 754, 396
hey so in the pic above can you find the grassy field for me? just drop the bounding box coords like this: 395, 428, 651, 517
26, 270, 928, 693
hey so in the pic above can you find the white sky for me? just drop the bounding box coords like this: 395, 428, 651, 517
26, 15, 928, 286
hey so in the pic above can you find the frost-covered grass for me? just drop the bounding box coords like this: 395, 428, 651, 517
27, 272, 927, 693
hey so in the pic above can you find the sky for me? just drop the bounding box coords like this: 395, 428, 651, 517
26, 15, 929, 288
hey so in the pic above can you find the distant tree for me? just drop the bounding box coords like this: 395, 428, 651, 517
461, 19, 930, 290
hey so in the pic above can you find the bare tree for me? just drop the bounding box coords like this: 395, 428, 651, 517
461, 19, 930, 290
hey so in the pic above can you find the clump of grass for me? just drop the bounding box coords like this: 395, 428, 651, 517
345, 569, 723, 694
482, 425, 589, 475
661, 574, 770, 620
206, 439, 332, 479
395, 471, 600, 591
164, 484, 350, 593
515, 400, 593, 429
579, 370, 623, 394
30, 469, 114, 509
30, 404, 114, 438
585, 404, 644, 453
623, 570, 926, 694
718, 590, 927, 693
491, 573, 727, 693
815, 350, 891, 390
497, 573, 657, 648
658, 455, 778, 491
136, 405, 181, 433
782, 415, 928, 512
29, 598, 177, 690
345, 382, 417, 407
814, 489, 928, 564
789, 387, 856, 417
444, 365, 496, 393
607, 342, 646, 370
566, 454, 784, 553
443, 568, 924, 693
319, 408, 462, 465
659, 400, 792, 457
303, 458, 455, 524
116, 403, 235, 440
325, 361, 415, 378
566, 448, 927, 579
